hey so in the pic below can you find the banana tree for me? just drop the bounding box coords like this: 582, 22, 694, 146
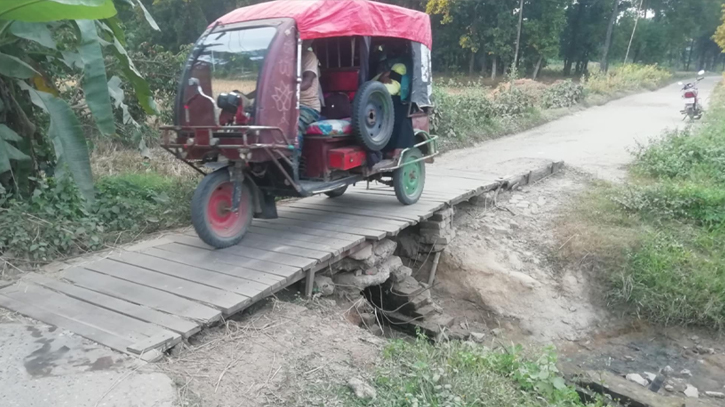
0, 0, 158, 202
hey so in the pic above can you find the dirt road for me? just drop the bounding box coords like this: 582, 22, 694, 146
438, 76, 720, 180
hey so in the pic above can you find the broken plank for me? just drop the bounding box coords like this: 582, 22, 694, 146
84, 259, 251, 315
62, 267, 221, 324
168, 235, 318, 270
152, 243, 302, 278
111, 251, 270, 298
24, 272, 200, 338
142, 247, 284, 286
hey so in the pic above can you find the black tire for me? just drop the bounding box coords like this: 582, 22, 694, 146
324, 185, 348, 198
191, 169, 253, 248
393, 148, 425, 205
351, 81, 394, 151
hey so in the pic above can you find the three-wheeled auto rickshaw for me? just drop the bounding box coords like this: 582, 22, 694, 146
161, 0, 437, 248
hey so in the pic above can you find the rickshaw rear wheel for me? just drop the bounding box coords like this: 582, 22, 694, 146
324, 185, 348, 198
393, 148, 425, 205
352, 81, 394, 151
191, 169, 253, 249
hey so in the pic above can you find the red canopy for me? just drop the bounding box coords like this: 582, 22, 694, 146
212, 0, 432, 49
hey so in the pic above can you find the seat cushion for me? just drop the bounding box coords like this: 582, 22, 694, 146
306, 119, 352, 137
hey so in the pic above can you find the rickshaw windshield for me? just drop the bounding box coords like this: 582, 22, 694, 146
193, 26, 277, 101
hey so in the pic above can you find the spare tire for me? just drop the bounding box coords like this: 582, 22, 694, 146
351, 81, 394, 151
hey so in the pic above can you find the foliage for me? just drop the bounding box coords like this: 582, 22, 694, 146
0, 173, 194, 267
336, 336, 600, 407
0, 0, 158, 202
582, 64, 671, 95
562, 83, 725, 330
714, 5, 725, 50
542, 80, 584, 108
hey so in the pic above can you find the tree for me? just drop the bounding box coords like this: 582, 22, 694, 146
600, 0, 620, 72
0, 0, 158, 200
523, 0, 567, 79
713, 5, 725, 51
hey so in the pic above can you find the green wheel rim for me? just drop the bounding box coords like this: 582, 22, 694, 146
402, 154, 422, 196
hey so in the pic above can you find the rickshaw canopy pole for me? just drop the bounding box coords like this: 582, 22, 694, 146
211, 0, 432, 49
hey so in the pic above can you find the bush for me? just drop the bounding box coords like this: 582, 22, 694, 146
542, 80, 584, 108
0, 173, 195, 267
583, 64, 671, 95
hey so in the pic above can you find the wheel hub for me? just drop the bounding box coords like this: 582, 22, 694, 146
366, 108, 377, 126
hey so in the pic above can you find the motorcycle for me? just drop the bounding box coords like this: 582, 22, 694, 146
678, 70, 705, 121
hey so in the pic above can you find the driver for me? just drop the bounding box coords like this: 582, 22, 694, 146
298, 40, 321, 150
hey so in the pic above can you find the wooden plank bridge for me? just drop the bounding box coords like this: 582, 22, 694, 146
0, 161, 561, 360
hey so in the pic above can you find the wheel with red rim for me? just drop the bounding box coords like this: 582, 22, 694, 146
191, 169, 253, 248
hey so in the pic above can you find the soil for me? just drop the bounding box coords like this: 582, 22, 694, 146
433, 168, 606, 344
159, 293, 385, 407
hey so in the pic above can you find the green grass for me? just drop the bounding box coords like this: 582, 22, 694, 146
561, 79, 725, 330
322, 337, 601, 407
0, 172, 195, 269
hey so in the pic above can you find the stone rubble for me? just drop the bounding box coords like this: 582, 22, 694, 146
347, 377, 376, 400
625, 373, 649, 387
705, 391, 725, 399
684, 384, 699, 398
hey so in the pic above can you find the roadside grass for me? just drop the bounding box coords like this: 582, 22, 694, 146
328, 337, 601, 407
0, 171, 195, 271
433, 64, 673, 152
559, 80, 725, 331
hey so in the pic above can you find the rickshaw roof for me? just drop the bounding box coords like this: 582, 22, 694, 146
212, 0, 432, 49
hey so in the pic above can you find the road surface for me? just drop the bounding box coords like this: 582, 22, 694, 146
438, 76, 720, 180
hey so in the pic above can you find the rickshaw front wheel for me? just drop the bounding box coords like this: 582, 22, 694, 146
393, 148, 425, 205
191, 170, 253, 249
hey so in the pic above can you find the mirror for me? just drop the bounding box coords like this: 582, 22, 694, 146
698, 70, 705, 76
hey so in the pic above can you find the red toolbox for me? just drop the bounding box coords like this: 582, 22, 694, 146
328, 146, 366, 170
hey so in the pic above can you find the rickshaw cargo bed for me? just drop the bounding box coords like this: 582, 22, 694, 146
329, 147, 367, 171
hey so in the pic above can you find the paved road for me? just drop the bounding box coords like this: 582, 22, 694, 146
438, 76, 720, 180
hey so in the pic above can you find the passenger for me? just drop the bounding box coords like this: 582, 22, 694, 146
374, 62, 414, 162
298, 40, 321, 150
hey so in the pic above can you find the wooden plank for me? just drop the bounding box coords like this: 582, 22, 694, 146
250, 219, 365, 245
24, 272, 200, 338
246, 228, 348, 254
287, 201, 420, 222
1, 282, 180, 349
128, 333, 179, 355
0, 292, 132, 354
279, 207, 411, 229
142, 247, 284, 286
256, 216, 386, 240
62, 267, 221, 324
167, 236, 318, 270
238, 234, 332, 260
305, 193, 444, 215
111, 251, 271, 298
84, 259, 251, 315
275, 208, 406, 235
152, 243, 302, 278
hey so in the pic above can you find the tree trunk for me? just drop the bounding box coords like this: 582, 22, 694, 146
469, 51, 476, 76
491, 56, 497, 81
600, 0, 619, 73
513, 0, 524, 68
624, 0, 643, 64
686, 39, 694, 70
532, 55, 543, 80
480, 51, 487, 76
